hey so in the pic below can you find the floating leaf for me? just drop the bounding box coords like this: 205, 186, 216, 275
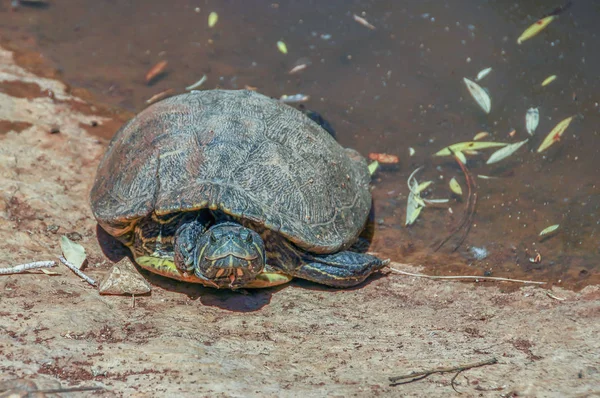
517, 15, 556, 44
353, 14, 376, 30
277, 41, 288, 54
526, 108, 540, 135
368, 160, 379, 175
416, 180, 433, 193
368, 152, 399, 164
449, 177, 463, 195
541, 75, 557, 86
473, 132, 489, 141
185, 75, 207, 91
409, 147, 415, 156
486, 139, 529, 164
537, 116, 574, 153
145, 60, 168, 84
539, 224, 560, 237
454, 150, 467, 165
406, 177, 423, 226
60, 236, 86, 269
208, 11, 219, 28
462, 150, 480, 156
463, 77, 491, 114
434, 141, 507, 156
425, 198, 450, 204
477, 175, 499, 180
476, 67, 492, 81
279, 93, 309, 103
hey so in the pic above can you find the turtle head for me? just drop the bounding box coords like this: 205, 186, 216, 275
194, 223, 265, 289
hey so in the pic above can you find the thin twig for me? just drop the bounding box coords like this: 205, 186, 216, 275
34, 386, 104, 394
0, 261, 56, 275
434, 153, 477, 252
389, 267, 546, 285
546, 292, 566, 301
389, 357, 498, 389
59, 256, 97, 286
452, 156, 477, 251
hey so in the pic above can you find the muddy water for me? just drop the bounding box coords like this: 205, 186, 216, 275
1, 1, 598, 289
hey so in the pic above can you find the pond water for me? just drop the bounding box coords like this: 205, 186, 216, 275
2, 0, 598, 289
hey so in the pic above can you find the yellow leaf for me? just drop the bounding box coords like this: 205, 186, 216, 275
416, 180, 433, 193
434, 141, 507, 156
473, 132, 489, 141
208, 12, 218, 28
449, 177, 463, 195
517, 15, 556, 44
368, 160, 379, 175
537, 116, 574, 153
277, 41, 288, 54
541, 75, 557, 87
539, 224, 560, 237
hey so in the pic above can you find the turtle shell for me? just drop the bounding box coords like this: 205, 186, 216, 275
90, 90, 371, 253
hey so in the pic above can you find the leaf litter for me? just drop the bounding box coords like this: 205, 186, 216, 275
60, 235, 86, 269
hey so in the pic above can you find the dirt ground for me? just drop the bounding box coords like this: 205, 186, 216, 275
0, 44, 599, 398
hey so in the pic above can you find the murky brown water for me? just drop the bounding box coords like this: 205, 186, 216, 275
1, 0, 598, 289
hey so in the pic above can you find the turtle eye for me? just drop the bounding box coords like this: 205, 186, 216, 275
209, 232, 217, 244
239, 229, 253, 243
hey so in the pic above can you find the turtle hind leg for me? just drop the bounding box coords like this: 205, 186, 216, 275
294, 251, 389, 288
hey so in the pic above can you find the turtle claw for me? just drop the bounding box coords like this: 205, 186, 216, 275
174, 220, 207, 272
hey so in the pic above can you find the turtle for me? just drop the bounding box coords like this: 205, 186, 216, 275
90, 89, 388, 289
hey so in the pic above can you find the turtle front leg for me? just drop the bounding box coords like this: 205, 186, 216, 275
294, 251, 389, 288
174, 220, 207, 272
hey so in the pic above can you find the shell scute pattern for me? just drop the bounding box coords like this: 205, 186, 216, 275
90, 90, 371, 253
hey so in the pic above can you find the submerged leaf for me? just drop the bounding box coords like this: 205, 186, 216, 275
463, 77, 491, 114
434, 141, 507, 156
539, 224, 560, 237
526, 107, 540, 135
449, 177, 463, 195
537, 116, 574, 153
60, 236, 86, 269
486, 139, 529, 164
517, 15, 556, 44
